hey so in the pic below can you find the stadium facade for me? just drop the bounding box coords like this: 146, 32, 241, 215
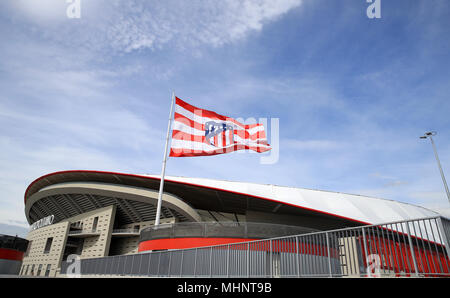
19, 170, 445, 277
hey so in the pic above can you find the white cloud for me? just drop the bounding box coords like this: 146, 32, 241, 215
2, 0, 303, 53
111, 0, 303, 51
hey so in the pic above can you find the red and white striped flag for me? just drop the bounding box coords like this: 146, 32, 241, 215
170, 97, 271, 157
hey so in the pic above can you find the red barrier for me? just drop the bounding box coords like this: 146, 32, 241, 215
358, 235, 450, 275
0, 248, 24, 261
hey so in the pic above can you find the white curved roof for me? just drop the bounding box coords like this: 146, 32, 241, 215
145, 174, 440, 225
25, 170, 443, 227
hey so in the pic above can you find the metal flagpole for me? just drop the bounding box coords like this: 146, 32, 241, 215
429, 135, 450, 204
421, 131, 450, 205
155, 91, 176, 227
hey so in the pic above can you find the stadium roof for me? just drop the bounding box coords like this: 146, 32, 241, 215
24, 170, 440, 228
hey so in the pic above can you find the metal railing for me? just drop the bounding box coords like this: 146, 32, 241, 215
112, 229, 140, 234
68, 229, 99, 235
60, 216, 450, 278
140, 222, 318, 242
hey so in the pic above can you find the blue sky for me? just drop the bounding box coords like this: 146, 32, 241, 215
0, 0, 449, 231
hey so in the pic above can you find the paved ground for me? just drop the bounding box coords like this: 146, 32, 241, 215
0, 274, 39, 278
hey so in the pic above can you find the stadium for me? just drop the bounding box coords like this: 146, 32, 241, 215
0, 234, 28, 275
19, 170, 450, 277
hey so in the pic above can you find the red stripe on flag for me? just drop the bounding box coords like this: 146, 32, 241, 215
176, 97, 261, 130
169, 144, 271, 157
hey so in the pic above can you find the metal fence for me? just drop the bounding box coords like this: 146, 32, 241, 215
60, 216, 450, 278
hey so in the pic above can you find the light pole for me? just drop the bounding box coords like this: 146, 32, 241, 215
420, 131, 450, 205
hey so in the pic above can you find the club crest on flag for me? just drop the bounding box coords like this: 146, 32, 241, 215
204, 121, 235, 147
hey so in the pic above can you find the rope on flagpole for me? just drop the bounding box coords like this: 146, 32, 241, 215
154, 91, 176, 227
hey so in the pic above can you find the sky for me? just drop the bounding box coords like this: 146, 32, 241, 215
0, 0, 449, 235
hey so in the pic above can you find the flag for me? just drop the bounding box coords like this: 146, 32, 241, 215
170, 97, 271, 157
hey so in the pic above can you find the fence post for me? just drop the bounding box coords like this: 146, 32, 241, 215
180, 250, 184, 277
157, 252, 161, 277
326, 232, 333, 277
115, 256, 120, 276
226, 244, 230, 278
405, 221, 419, 276
436, 217, 450, 261
361, 227, 369, 277
150, 253, 155, 277
93, 257, 99, 276
194, 248, 198, 277
247, 242, 250, 278
270, 239, 273, 278
138, 254, 143, 276
209, 246, 213, 277
130, 255, 134, 276
122, 256, 126, 276
296, 236, 300, 277
168, 250, 172, 277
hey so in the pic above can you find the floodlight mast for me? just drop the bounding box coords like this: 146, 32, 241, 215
420, 131, 450, 205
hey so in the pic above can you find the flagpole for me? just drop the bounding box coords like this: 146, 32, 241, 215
155, 91, 176, 227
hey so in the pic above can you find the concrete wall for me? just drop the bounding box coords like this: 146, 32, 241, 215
20, 205, 116, 277
21, 221, 70, 277
109, 217, 176, 256
246, 210, 331, 230
197, 209, 246, 223
78, 205, 116, 259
